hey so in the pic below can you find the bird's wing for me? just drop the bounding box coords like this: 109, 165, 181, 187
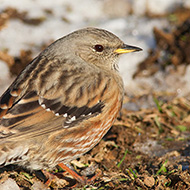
0, 57, 110, 140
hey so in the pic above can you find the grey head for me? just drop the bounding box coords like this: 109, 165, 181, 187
41, 27, 142, 71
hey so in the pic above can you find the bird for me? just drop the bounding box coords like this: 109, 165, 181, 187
0, 27, 142, 184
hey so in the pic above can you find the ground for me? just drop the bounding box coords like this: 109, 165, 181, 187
0, 95, 190, 190
0, 3, 190, 190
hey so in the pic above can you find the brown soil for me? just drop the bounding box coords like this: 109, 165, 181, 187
134, 8, 190, 79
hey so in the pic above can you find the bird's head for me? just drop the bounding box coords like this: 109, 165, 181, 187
43, 27, 142, 71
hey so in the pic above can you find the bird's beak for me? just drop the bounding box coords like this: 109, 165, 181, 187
114, 44, 142, 54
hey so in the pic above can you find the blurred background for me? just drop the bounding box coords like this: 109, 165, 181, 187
0, 1, 190, 189
0, 0, 190, 100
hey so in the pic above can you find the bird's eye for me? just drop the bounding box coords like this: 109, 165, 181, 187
94, 44, 104, 52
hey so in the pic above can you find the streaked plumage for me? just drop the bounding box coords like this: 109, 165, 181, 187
0, 27, 142, 182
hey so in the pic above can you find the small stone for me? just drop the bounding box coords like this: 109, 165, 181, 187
0, 178, 20, 190
31, 181, 50, 190
144, 176, 155, 188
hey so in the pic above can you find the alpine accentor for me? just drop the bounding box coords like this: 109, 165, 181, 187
0, 27, 142, 183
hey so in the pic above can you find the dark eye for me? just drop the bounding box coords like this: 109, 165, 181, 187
94, 44, 104, 52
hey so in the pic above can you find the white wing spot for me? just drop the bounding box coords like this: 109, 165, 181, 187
41, 104, 46, 109
65, 120, 71, 124
63, 125, 69, 128
55, 113, 60, 116
46, 108, 51, 112
63, 113, 68, 117
70, 116, 76, 121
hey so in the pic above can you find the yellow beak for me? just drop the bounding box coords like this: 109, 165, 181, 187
114, 44, 142, 54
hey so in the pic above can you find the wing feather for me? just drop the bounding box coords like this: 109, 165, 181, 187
0, 58, 109, 140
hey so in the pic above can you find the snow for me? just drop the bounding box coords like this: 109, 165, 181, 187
0, 0, 189, 96
147, 0, 183, 15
